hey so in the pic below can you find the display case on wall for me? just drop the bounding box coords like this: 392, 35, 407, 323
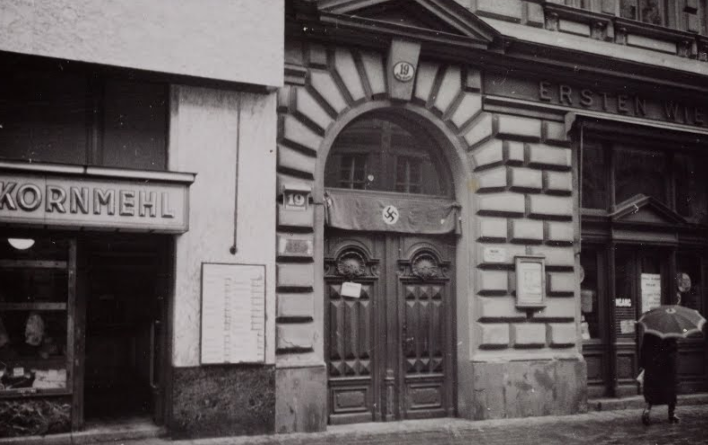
0, 237, 75, 397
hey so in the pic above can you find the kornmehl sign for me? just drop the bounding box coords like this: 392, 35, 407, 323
0, 170, 192, 233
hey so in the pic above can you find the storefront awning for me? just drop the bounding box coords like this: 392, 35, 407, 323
325, 189, 460, 235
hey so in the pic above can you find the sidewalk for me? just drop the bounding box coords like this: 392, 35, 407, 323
133, 402, 708, 445
4, 397, 707, 445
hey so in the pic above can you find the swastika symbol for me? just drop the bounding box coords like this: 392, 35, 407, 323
382, 205, 399, 225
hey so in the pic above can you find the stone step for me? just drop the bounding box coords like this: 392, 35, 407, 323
588, 393, 708, 411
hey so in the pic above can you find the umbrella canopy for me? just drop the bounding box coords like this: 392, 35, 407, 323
638, 305, 706, 339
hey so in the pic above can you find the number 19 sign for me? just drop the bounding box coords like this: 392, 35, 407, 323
284, 189, 308, 211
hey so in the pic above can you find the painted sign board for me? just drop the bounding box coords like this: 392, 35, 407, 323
201, 263, 266, 365
0, 168, 192, 232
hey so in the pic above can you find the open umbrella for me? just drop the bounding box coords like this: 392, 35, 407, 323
638, 305, 706, 339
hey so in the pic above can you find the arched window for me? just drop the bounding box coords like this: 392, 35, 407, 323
324, 115, 451, 197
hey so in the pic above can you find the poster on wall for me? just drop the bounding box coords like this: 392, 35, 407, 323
200, 263, 266, 364
641, 273, 662, 312
620, 319, 636, 334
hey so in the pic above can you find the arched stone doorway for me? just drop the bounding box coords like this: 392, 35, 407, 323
322, 113, 459, 423
275, 41, 480, 432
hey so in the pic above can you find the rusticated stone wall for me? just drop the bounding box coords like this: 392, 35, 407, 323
276, 37, 584, 429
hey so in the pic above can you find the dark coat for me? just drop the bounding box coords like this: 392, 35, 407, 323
639, 334, 678, 406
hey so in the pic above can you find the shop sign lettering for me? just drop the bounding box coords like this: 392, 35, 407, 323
615, 298, 632, 307
538, 81, 707, 127
483, 74, 708, 128
0, 173, 189, 232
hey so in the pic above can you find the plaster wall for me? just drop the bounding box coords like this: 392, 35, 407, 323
0, 0, 283, 86
168, 85, 277, 367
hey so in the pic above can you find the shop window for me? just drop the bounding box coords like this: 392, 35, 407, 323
581, 144, 608, 210
615, 147, 667, 205
0, 237, 72, 395
674, 153, 708, 224
325, 116, 449, 196
580, 249, 601, 340
614, 249, 637, 339
677, 253, 703, 315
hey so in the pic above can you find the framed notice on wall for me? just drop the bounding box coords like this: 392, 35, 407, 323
515, 255, 546, 309
641, 273, 662, 312
200, 263, 266, 364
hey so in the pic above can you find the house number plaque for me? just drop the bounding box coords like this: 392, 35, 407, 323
393, 61, 415, 82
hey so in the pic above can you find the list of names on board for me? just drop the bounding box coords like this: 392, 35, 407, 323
201, 264, 265, 364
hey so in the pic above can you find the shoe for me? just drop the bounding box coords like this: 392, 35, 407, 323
669, 414, 680, 424
642, 409, 651, 426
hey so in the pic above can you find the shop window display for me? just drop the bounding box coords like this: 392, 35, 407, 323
677, 254, 703, 316
0, 237, 71, 394
580, 249, 601, 340
614, 250, 637, 339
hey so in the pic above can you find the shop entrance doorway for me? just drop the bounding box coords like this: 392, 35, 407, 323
0, 231, 171, 435
82, 234, 169, 425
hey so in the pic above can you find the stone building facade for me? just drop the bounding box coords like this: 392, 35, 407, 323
274, 0, 708, 433
0, 0, 707, 441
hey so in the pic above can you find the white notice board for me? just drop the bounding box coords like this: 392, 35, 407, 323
201, 263, 266, 364
641, 273, 662, 312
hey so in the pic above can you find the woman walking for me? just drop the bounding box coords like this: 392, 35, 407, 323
639, 332, 679, 425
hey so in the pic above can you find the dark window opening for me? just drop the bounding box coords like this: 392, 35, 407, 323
581, 143, 608, 210
0, 58, 168, 171
338, 155, 368, 190
325, 116, 450, 197
615, 147, 666, 205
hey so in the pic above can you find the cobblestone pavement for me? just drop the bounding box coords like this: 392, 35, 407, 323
129, 404, 708, 445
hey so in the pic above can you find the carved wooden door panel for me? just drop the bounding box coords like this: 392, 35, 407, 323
325, 230, 455, 424
325, 232, 383, 424
396, 235, 455, 420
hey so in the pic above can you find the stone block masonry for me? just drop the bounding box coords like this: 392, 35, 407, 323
277, 38, 584, 427
469, 111, 577, 356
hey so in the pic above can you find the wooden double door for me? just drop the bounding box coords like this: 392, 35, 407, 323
324, 230, 456, 424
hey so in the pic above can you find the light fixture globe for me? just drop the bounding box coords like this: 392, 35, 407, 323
7, 238, 35, 250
